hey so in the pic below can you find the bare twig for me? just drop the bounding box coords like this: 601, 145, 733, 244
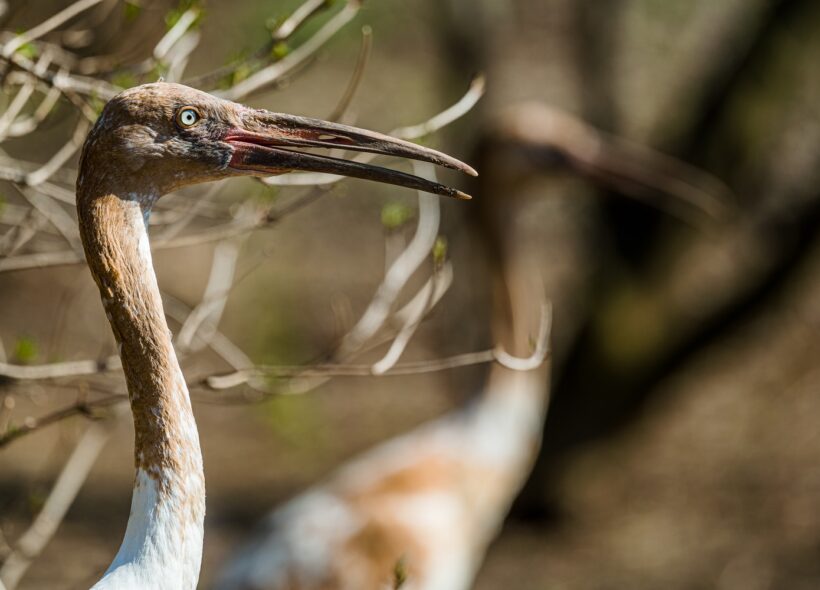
1, 0, 104, 58
176, 237, 244, 352
0, 411, 122, 589
273, 0, 330, 41
337, 163, 441, 357
0, 356, 120, 381
16, 186, 81, 249
327, 25, 372, 123
203, 339, 552, 392
25, 117, 90, 187
0, 394, 122, 450
153, 8, 200, 62
371, 261, 452, 375
392, 74, 486, 138
219, 0, 362, 101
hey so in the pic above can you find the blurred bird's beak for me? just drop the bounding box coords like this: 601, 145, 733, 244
224, 111, 477, 199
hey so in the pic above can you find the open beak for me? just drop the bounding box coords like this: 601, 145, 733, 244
224, 110, 477, 199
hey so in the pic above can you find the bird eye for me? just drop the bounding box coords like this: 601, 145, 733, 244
176, 107, 201, 128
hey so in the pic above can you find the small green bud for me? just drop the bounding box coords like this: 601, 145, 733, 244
432, 236, 448, 265
13, 337, 38, 364
272, 42, 291, 60
380, 202, 414, 230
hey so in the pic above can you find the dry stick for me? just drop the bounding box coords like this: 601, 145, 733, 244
273, 0, 330, 41
176, 237, 244, 352
0, 66, 38, 140
1, 212, 48, 257
16, 186, 81, 249
154, 181, 226, 242
25, 117, 89, 187
220, 0, 362, 101
6, 82, 61, 138
0, 393, 122, 450
0, 50, 118, 100
204, 340, 551, 391
391, 74, 487, 138
203, 297, 552, 397
26, 181, 76, 206
337, 164, 442, 357
164, 30, 201, 84
153, 8, 200, 62
0, 356, 120, 381
1, 0, 104, 58
327, 25, 372, 123
163, 292, 253, 372
371, 261, 452, 375
0, 412, 122, 589
186, 0, 335, 88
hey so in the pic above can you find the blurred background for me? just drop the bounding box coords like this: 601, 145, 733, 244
1, 0, 819, 588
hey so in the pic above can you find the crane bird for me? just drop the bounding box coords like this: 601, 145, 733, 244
214, 192, 550, 589
214, 101, 732, 590
75, 82, 475, 590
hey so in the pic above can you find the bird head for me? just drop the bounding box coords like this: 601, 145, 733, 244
78, 82, 475, 205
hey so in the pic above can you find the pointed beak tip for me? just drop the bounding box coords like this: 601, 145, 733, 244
465, 165, 479, 177
456, 190, 473, 200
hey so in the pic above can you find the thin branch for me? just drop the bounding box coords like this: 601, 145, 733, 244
391, 74, 486, 138
16, 186, 81, 249
1, 51, 118, 100
153, 8, 200, 61
203, 336, 553, 393
273, 0, 330, 41
185, 0, 337, 88
0, 356, 120, 381
219, 0, 362, 101
337, 162, 441, 357
25, 117, 89, 187
176, 237, 243, 352
326, 25, 372, 122
0, 394, 122, 450
1, 0, 104, 58
163, 292, 253, 372
371, 261, 452, 375
0, 412, 121, 589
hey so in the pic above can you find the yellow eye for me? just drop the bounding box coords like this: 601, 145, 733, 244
176, 107, 201, 128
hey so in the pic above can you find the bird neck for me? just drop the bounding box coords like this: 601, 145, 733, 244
477, 237, 550, 422
77, 190, 204, 590
455, 221, 551, 540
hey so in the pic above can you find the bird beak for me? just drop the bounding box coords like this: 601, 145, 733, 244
224, 110, 477, 199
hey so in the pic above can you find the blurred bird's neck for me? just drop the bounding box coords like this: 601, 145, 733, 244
78, 189, 205, 589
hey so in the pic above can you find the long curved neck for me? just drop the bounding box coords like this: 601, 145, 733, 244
78, 190, 204, 590
456, 194, 551, 547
